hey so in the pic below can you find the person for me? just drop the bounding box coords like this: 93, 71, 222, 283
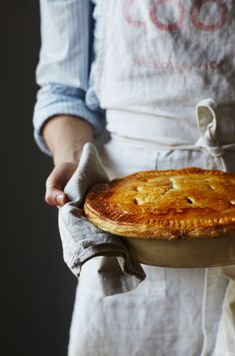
33, 1, 235, 355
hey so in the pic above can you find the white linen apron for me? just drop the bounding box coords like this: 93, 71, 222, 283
69, 1, 235, 355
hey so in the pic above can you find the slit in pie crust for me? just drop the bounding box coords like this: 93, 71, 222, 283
83, 167, 235, 240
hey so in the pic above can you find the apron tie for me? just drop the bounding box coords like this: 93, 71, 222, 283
195, 136, 225, 158
195, 98, 227, 171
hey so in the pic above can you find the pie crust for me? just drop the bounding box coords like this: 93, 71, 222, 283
83, 167, 235, 240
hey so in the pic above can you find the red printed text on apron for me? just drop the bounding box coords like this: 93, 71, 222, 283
97, 0, 235, 113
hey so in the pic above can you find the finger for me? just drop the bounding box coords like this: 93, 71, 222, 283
45, 162, 78, 207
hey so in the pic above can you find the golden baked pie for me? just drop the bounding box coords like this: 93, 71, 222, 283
83, 167, 235, 240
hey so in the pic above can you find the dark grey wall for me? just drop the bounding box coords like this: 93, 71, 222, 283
1, 2, 77, 356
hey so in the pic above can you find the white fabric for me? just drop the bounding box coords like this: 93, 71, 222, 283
93, 1, 235, 121
69, 1, 235, 355
214, 267, 235, 355
58, 142, 145, 295
106, 99, 235, 171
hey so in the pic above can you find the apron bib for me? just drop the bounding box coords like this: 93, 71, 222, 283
93, 0, 235, 122
91, 0, 235, 168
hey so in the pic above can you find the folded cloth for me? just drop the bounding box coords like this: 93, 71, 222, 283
58, 143, 145, 296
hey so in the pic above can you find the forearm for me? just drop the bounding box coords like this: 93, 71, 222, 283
43, 115, 94, 165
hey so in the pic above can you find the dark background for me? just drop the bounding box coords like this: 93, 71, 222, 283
1, 2, 77, 355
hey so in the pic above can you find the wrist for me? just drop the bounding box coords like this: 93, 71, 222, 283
42, 115, 94, 165
53, 146, 85, 166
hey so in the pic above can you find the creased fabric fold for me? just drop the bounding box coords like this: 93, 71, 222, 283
58, 142, 145, 296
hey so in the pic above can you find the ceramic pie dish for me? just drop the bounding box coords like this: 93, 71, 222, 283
83, 167, 235, 268
121, 235, 235, 268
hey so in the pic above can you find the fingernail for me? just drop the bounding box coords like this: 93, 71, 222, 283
56, 194, 65, 206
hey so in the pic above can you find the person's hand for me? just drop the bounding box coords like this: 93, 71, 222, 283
45, 161, 79, 207
42, 114, 94, 207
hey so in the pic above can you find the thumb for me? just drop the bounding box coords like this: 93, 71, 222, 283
45, 187, 68, 207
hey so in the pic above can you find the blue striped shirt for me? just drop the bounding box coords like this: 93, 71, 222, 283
33, 0, 105, 155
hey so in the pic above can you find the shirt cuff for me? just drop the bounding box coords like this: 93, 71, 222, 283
33, 85, 105, 155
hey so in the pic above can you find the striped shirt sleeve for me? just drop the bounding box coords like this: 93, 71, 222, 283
33, 0, 104, 155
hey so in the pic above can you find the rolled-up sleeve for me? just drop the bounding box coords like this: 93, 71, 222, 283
33, 0, 105, 155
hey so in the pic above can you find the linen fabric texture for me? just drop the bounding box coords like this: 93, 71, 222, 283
58, 142, 145, 296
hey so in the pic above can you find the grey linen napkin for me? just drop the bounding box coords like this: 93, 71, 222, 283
58, 143, 145, 296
